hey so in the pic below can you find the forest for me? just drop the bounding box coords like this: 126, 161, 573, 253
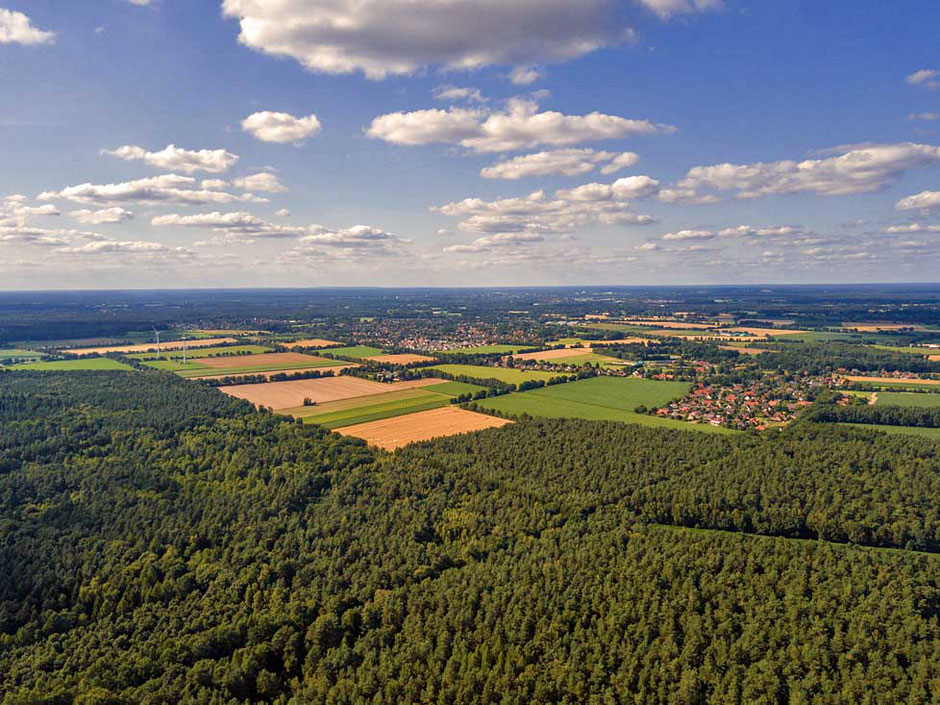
1, 371, 940, 703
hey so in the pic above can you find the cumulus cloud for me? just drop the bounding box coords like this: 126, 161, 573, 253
509, 66, 542, 86
444, 232, 545, 253
69, 208, 134, 224
102, 144, 238, 174
885, 223, 940, 233
222, 0, 717, 80
39, 174, 265, 207
232, 172, 287, 192
152, 211, 306, 239
0, 198, 59, 228
58, 240, 194, 257
717, 225, 805, 238
433, 85, 486, 103
434, 188, 656, 249
0, 8, 56, 45
104, 144, 239, 174
663, 142, 940, 202
896, 190, 940, 211
556, 175, 660, 200
481, 149, 640, 179
368, 98, 675, 153
908, 69, 940, 91
281, 224, 412, 262
661, 229, 714, 241
241, 111, 322, 144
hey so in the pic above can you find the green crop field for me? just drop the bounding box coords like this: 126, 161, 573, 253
869, 344, 940, 355
437, 344, 536, 355
0, 349, 47, 363
428, 364, 568, 384
874, 391, 940, 408
839, 423, 940, 440
550, 353, 629, 367
143, 356, 342, 378
854, 379, 940, 391
421, 381, 487, 396
128, 345, 272, 360
12, 358, 134, 371
476, 377, 733, 434
293, 388, 454, 429
320, 345, 385, 359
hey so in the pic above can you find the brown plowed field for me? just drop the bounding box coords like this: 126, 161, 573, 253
335, 407, 512, 450
220, 376, 443, 409
69, 337, 237, 356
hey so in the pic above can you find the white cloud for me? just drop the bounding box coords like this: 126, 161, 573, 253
0, 8, 56, 45
201, 179, 229, 190
434, 188, 656, 246
481, 149, 639, 179
556, 175, 660, 200
885, 223, 940, 233
222, 0, 717, 80
896, 190, 940, 211
368, 98, 675, 153
126, 0, 156, 5
444, 232, 545, 253
509, 66, 542, 86
908, 112, 940, 121
231, 172, 287, 192
152, 211, 305, 239
636, 0, 722, 17
275, 208, 291, 217
433, 85, 486, 103
69, 208, 134, 224
665, 143, 940, 202
0, 198, 60, 228
59, 240, 195, 258
241, 111, 322, 144
104, 144, 239, 174
907, 69, 940, 91
40, 174, 264, 207
282, 224, 412, 262
661, 229, 714, 241
717, 225, 804, 238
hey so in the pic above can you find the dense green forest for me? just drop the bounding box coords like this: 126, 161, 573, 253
2, 372, 940, 703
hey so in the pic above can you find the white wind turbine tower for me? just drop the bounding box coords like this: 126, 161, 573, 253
152, 326, 161, 356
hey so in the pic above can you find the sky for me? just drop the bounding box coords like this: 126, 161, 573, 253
1, 0, 939, 290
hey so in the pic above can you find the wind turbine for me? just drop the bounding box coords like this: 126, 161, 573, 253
152, 326, 161, 356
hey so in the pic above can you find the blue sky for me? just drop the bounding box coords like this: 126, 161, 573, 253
1, 0, 939, 289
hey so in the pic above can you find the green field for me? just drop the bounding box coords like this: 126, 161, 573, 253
428, 364, 568, 384
128, 345, 272, 360
475, 376, 732, 434
12, 358, 133, 371
839, 423, 940, 440
550, 353, 629, 367
420, 381, 487, 396
0, 349, 47, 363
852, 379, 940, 391
320, 345, 385, 359
869, 344, 940, 355
874, 391, 940, 408
437, 344, 537, 355
143, 356, 341, 378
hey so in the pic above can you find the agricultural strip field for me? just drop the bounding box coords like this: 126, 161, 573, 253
719, 345, 773, 355
187, 365, 356, 383
220, 376, 443, 410
287, 338, 343, 349
437, 345, 536, 355
475, 376, 734, 434
509, 348, 599, 361
844, 376, 940, 388
128, 345, 272, 360
873, 391, 940, 408
10, 358, 134, 371
428, 364, 569, 384
335, 406, 513, 450
66, 337, 238, 356
838, 423, 940, 440
869, 344, 940, 355
365, 353, 437, 365
320, 345, 385, 359
142, 353, 341, 378
0, 349, 46, 363
292, 389, 453, 429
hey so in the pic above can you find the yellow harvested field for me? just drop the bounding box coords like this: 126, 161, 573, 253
196, 352, 331, 369
725, 327, 806, 337
366, 353, 437, 364
221, 376, 442, 409
591, 338, 654, 346
510, 348, 597, 361
844, 375, 940, 386
627, 320, 715, 329
68, 337, 237, 356
842, 322, 926, 332
289, 338, 343, 348
931, 355, 940, 362
192, 364, 354, 382
335, 406, 513, 450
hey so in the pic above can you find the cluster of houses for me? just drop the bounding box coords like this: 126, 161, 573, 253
655, 378, 819, 430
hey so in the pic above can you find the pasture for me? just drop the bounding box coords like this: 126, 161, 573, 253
874, 391, 940, 408
428, 364, 567, 384
11, 358, 133, 371
0, 349, 46, 364
335, 406, 512, 450
476, 377, 733, 434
